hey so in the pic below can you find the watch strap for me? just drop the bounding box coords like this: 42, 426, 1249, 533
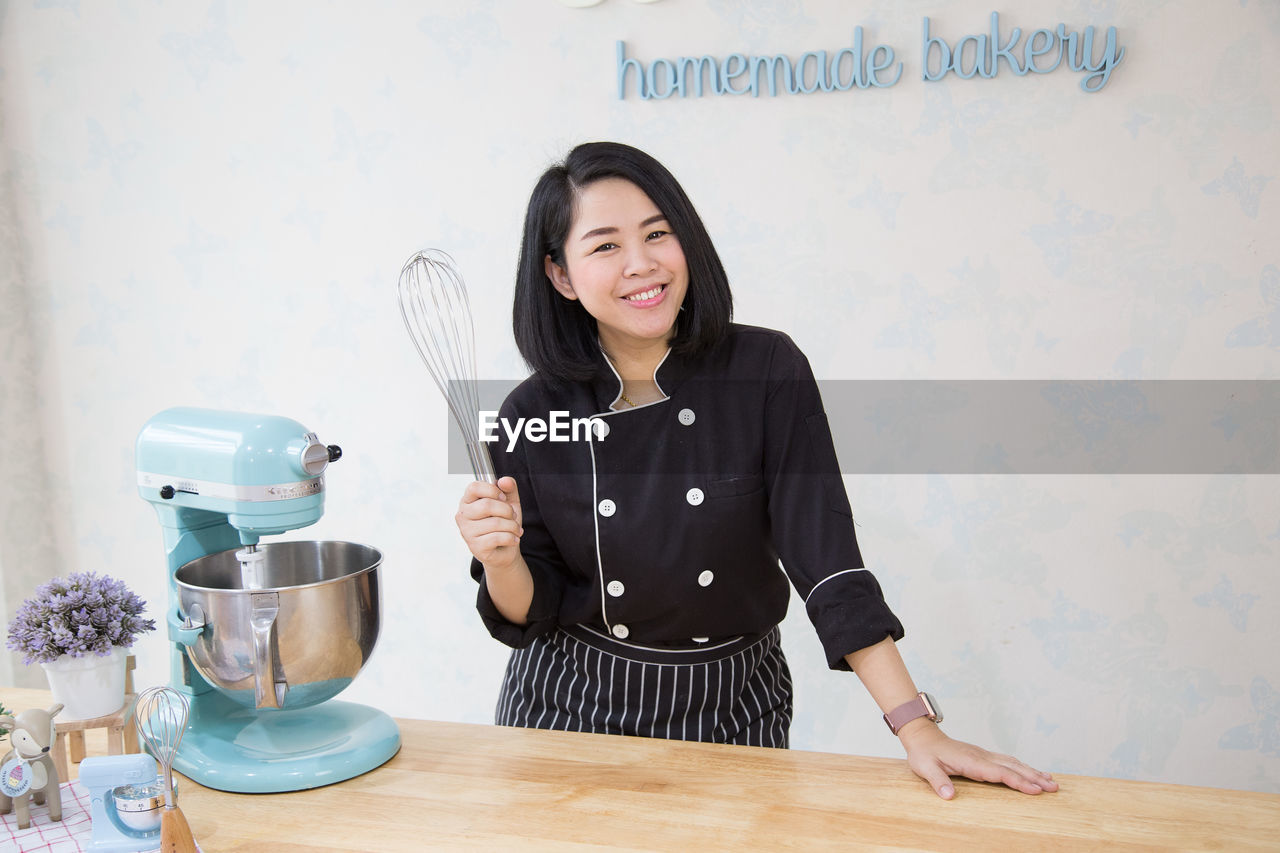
883, 692, 940, 735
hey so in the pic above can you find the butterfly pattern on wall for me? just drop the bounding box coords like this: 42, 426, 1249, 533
1202, 156, 1272, 219
1226, 265, 1280, 350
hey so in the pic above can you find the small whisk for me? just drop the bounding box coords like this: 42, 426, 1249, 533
398, 249, 496, 483
134, 686, 197, 853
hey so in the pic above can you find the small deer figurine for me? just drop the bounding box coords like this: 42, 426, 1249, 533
0, 703, 64, 830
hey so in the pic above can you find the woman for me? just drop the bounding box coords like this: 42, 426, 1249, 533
456, 141, 1056, 799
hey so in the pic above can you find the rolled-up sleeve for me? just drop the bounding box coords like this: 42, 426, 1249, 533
802, 570, 904, 671
762, 336, 905, 670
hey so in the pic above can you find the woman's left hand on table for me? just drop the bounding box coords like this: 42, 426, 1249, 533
898, 721, 1059, 799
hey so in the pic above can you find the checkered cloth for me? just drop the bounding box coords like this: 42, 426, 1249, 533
0, 779, 96, 852
0, 779, 200, 853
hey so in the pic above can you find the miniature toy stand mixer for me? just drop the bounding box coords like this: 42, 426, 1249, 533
80, 753, 165, 852
136, 407, 400, 793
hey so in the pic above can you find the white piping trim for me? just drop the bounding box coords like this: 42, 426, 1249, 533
601, 351, 627, 411
803, 567, 870, 604
588, 437, 611, 636
598, 343, 673, 412
589, 343, 675, 639
573, 624, 752, 658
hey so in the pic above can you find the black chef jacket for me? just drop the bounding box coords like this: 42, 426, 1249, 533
471, 323, 904, 671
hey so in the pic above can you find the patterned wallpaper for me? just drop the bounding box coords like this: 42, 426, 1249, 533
0, 0, 1276, 792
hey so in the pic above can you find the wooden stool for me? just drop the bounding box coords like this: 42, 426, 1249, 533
50, 655, 140, 782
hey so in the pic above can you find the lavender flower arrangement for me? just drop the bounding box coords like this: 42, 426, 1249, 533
5, 572, 157, 665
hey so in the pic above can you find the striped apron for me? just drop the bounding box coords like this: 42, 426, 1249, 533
496, 624, 793, 748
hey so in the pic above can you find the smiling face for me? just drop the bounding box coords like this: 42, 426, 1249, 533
544, 177, 689, 361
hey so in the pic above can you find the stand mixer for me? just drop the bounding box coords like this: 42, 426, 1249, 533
136, 407, 400, 793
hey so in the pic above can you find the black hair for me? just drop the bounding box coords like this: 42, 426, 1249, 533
512, 141, 733, 381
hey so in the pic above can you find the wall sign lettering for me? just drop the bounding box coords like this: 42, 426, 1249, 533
617, 12, 1125, 100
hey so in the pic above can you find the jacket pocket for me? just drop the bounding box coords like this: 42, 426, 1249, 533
705, 473, 765, 499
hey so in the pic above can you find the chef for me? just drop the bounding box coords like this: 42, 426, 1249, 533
456, 141, 1057, 800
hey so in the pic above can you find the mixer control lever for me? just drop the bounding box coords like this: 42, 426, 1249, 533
298, 432, 334, 477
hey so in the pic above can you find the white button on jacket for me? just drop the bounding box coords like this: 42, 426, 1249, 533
678, 408, 696, 425
697, 570, 714, 587
686, 488, 704, 506
612, 624, 630, 639
599, 499, 616, 517
607, 580, 625, 597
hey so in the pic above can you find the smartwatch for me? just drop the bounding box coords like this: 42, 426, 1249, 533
883, 692, 943, 735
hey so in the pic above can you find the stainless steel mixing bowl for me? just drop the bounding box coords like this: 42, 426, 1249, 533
174, 541, 383, 710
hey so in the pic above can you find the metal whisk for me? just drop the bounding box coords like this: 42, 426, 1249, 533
134, 686, 197, 853
398, 249, 496, 483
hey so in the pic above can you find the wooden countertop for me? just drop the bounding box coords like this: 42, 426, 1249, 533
4, 686, 1277, 851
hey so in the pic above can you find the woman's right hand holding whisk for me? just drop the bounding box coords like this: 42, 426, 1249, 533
456, 477, 533, 625
456, 476, 523, 566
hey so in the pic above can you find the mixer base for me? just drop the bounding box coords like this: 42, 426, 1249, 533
174, 690, 401, 793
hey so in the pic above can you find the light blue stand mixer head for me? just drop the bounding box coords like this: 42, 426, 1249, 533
136, 408, 400, 793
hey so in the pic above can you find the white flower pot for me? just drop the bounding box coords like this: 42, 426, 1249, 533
40, 646, 129, 720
